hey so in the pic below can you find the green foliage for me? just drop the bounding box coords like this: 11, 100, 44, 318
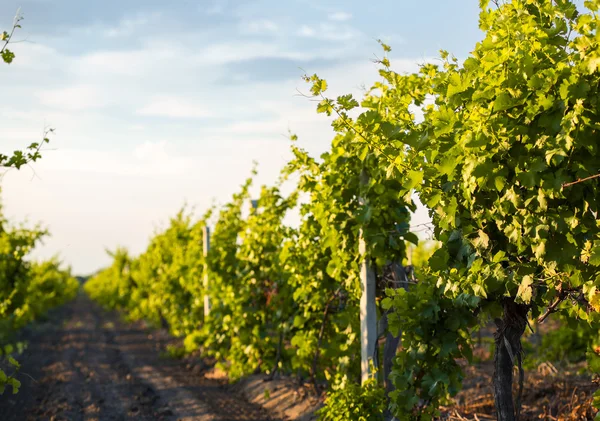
0, 199, 78, 395
407, 241, 440, 267
296, 0, 600, 416
84, 247, 135, 310
286, 68, 414, 382
0, 11, 52, 170
0, 131, 51, 170
200, 174, 300, 379
160, 344, 187, 360
86, 136, 413, 386
0, 19, 69, 389
84, 1, 600, 418
86, 206, 206, 337
0, 12, 21, 65
317, 370, 387, 421
382, 281, 479, 418
406, 240, 440, 279
537, 316, 598, 365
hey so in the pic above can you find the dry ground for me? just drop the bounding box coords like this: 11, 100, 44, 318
0, 295, 278, 421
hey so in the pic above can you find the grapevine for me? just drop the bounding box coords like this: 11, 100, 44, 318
84, 1, 600, 420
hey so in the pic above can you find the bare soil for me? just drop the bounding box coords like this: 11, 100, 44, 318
0, 295, 597, 421
439, 355, 597, 420
0, 295, 279, 421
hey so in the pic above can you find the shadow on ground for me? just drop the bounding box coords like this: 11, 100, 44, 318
0, 294, 277, 421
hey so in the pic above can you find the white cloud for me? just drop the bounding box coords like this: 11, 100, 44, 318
104, 13, 162, 38
136, 97, 213, 119
376, 33, 407, 46
65, 12, 162, 40
133, 141, 182, 164
240, 19, 280, 34
1, 11, 434, 274
297, 23, 360, 42
298, 25, 316, 37
31, 141, 194, 177
74, 50, 155, 76
328, 12, 352, 22
7, 43, 62, 70
131, 141, 195, 175
193, 41, 314, 64
0, 108, 67, 123
37, 84, 112, 110
203, 0, 228, 15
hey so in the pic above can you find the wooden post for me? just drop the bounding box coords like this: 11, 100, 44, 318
359, 234, 377, 383
202, 225, 211, 318
359, 170, 377, 384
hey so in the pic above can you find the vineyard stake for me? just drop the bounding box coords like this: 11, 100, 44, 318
359, 228, 377, 383
202, 225, 211, 318
359, 170, 377, 384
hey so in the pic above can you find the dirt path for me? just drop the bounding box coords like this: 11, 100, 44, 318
0, 295, 278, 421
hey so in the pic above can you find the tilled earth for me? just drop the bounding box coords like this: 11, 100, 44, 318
0, 295, 278, 421
1, 295, 596, 421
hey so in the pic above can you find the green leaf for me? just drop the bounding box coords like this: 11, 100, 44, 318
1, 49, 15, 64
381, 297, 393, 310
380, 122, 403, 141
492, 251, 507, 263
493, 92, 518, 111
316, 99, 333, 115
10, 378, 20, 394
406, 170, 424, 190
447, 72, 469, 97
358, 145, 369, 161
587, 56, 600, 74
472, 230, 490, 250
590, 246, 600, 266
516, 275, 533, 304
533, 241, 546, 260
7, 357, 19, 369
429, 248, 449, 272
585, 1, 599, 12
403, 232, 419, 246
494, 176, 505, 192
426, 192, 442, 208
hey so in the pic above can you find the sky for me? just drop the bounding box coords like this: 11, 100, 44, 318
0, 0, 486, 275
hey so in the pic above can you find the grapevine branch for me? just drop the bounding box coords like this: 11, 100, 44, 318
309, 287, 341, 387
0, 12, 52, 178
294, 87, 409, 169
537, 291, 568, 324
0, 9, 23, 56
327, 98, 394, 162
265, 329, 284, 381
0, 127, 54, 183
561, 173, 600, 188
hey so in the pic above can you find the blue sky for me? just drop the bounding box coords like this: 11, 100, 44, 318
0, 0, 486, 274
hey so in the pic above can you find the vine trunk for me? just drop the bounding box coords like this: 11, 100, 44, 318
493, 299, 529, 421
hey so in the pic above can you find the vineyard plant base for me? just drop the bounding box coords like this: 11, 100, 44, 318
110, 314, 600, 421
441, 360, 596, 420
0, 288, 592, 420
